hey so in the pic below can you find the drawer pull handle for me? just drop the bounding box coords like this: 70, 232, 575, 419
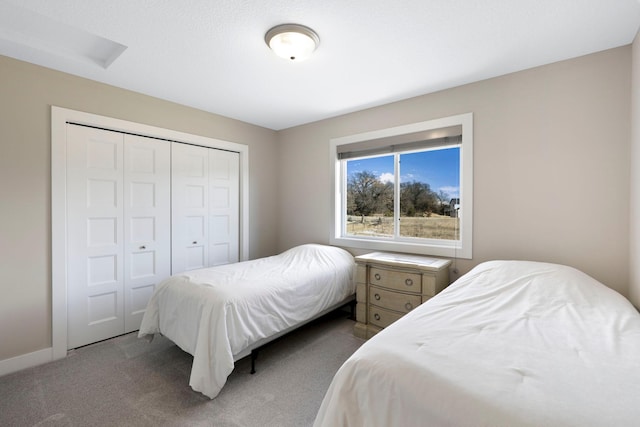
374, 313, 380, 321
405, 278, 413, 287
374, 293, 381, 301
405, 302, 413, 311
139, 245, 146, 250
374, 273, 381, 281
193, 241, 198, 244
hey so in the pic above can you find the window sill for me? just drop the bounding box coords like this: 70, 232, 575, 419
330, 236, 471, 259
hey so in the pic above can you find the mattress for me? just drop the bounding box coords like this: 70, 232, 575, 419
138, 243, 355, 398
314, 260, 640, 426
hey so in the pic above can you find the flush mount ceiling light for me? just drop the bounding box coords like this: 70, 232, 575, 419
265, 24, 319, 62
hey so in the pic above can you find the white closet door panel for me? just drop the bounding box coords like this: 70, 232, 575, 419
123, 135, 171, 333
209, 150, 240, 266
67, 124, 125, 349
172, 143, 210, 274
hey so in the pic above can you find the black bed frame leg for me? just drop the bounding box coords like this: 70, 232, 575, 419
250, 349, 258, 374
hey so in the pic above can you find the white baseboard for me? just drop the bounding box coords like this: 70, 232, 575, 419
0, 348, 53, 377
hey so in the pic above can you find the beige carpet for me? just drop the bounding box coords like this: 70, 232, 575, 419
0, 309, 364, 427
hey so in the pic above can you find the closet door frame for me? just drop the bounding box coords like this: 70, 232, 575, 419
51, 106, 249, 360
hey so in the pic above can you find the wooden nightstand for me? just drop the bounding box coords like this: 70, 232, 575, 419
353, 252, 452, 339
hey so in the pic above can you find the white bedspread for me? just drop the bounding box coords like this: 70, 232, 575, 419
138, 244, 354, 399
314, 260, 640, 427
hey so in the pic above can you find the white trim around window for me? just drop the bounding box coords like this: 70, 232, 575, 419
330, 113, 473, 259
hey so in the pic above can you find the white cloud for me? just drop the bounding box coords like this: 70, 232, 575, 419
439, 186, 459, 198
379, 172, 394, 183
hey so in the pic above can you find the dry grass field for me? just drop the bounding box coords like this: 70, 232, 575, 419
346, 214, 459, 240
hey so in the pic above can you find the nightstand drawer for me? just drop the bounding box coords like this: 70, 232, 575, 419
368, 305, 403, 329
369, 267, 421, 293
369, 286, 421, 313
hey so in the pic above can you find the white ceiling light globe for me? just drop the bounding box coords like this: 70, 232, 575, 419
265, 24, 319, 62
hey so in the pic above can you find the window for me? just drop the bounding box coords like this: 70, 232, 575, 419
330, 113, 473, 258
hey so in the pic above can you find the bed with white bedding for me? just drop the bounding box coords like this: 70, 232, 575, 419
314, 260, 640, 427
138, 243, 355, 399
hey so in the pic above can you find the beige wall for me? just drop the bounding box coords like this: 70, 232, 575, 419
630, 33, 640, 308
0, 55, 279, 361
0, 43, 634, 366
278, 46, 631, 296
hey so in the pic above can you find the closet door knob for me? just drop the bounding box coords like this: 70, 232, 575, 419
139, 245, 146, 250
192, 241, 198, 244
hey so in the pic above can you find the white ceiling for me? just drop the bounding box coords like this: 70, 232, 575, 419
1, 0, 639, 130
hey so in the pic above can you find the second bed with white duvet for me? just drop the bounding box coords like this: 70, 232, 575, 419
139, 244, 355, 399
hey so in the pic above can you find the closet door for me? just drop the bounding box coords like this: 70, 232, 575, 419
172, 143, 210, 274
172, 144, 240, 273
209, 150, 240, 265
67, 126, 171, 347
123, 135, 171, 333
67, 125, 125, 349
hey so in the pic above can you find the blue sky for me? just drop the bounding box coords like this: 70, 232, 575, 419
347, 147, 460, 198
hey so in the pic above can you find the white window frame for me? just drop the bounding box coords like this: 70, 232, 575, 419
330, 113, 473, 259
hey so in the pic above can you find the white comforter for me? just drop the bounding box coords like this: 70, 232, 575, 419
138, 244, 354, 399
315, 260, 640, 427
